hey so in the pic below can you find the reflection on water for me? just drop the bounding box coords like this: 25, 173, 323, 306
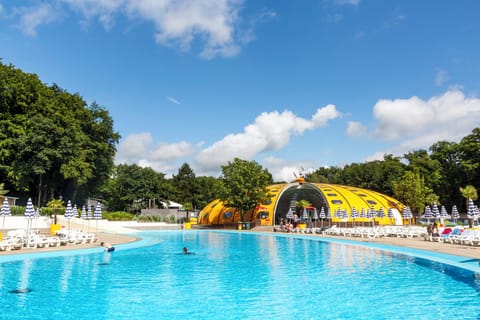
0, 231, 478, 320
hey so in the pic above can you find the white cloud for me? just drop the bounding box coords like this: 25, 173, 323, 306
10, 0, 255, 59
62, 0, 124, 30
334, 0, 361, 6
263, 156, 316, 183
368, 89, 480, 158
115, 132, 196, 173
167, 96, 181, 105
435, 68, 449, 86
346, 121, 367, 137
15, 3, 59, 36
195, 105, 341, 171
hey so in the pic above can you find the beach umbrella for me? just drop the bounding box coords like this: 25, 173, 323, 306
65, 200, 73, 232
286, 208, 294, 222
422, 206, 433, 223
94, 203, 102, 234
402, 206, 413, 225
1, 198, 11, 230
87, 205, 93, 233
431, 203, 440, 222
367, 206, 376, 227
377, 207, 386, 220
80, 205, 87, 232
350, 207, 358, 227
388, 208, 395, 225
467, 199, 476, 225
81, 205, 87, 219
440, 205, 450, 223
319, 207, 326, 228
451, 205, 459, 224
302, 207, 309, 222
312, 208, 319, 228
24, 198, 36, 239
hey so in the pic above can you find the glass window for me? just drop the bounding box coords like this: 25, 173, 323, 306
327, 193, 337, 197
331, 200, 343, 205
262, 199, 272, 205
223, 211, 232, 219
367, 200, 377, 205
257, 211, 269, 219
359, 194, 367, 197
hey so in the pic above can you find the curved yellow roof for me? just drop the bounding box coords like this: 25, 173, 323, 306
198, 181, 406, 226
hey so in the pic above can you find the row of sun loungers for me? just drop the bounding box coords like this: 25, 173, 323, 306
428, 227, 480, 246
0, 228, 97, 251
322, 225, 427, 239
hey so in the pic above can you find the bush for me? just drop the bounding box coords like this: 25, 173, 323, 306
103, 211, 134, 221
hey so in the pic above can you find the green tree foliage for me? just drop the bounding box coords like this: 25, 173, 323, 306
100, 164, 174, 212
171, 163, 198, 209
0, 62, 119, 204
195, 176, 225, 209
220, 158, 272, 222
392, 171, 437, 215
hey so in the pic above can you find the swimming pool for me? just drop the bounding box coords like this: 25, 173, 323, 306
0, 231, 479, 319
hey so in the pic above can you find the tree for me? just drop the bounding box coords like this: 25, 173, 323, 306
460, 185, 477, 228
171, 163, 198, 209
392, 171, 437, 216
0, 183, 8, 202
47, 198, 64, 225
220, 158, 272, 223
100, 164, 174, 212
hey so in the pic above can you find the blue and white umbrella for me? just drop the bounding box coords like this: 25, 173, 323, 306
72, 204, 77, 219
1, 198, 11, 230
319, 207, 326, 227
377, 207, 386, 219
451, 205, 460, 223
65, 200, 73, 232
431, 203, 440, 222
402, 206, 413, 224
81, 205, 87, 219
467, 198, 476, 221
24, 198, 36, 237
367, 206, 377, 226
440, 205, 450, 221
312, 208, 319, 227
94, 203, 102, 234
360, 207, 366, 219
350, 207, 358, 226
302, 207, 309, 222
387, 207, 395, 224
422, 206, 433, 223
286, 208, 294, 222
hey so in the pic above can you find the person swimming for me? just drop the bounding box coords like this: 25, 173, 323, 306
101, 242, 115, 252
182, 247, 194, 255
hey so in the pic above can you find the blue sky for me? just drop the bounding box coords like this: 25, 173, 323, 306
1, 0, 480, 182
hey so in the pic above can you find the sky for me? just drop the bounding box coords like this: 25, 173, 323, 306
1, 0, 480, 182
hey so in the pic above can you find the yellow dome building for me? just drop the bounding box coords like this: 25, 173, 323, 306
198, 178, 406, 227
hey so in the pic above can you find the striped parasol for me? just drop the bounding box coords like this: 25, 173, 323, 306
24, 198, 36, 237
467, 199, 476, 221
422, 206, 433, 223
350, 207, 358, 226
1, 198, 11, 230
387, 207, 394, 224
81, 205, 87, 219
451, 205, 460, 223
431, 203, 440, 222
377, 207, 386, 219
440, 205, 450, 221
94, 203, 102, 234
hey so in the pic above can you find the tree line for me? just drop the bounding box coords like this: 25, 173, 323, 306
1, 61, 479, 216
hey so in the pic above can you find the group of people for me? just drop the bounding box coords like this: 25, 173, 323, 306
276, 217, 298, 233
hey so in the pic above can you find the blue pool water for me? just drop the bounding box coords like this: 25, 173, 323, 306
0, 231, 479, 319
